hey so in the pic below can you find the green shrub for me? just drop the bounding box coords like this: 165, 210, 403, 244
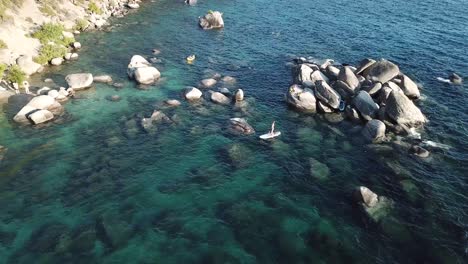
32, 23, 74, 46
0, 39, 7, 49
5, 64, 26, 84
0, 63, 6, 78
34, 44, 67, 65
88, 2, 102, 15
74, 18, 89, 31
39, 4, 56, 17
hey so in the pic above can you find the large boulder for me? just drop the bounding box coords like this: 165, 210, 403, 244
355, 58, 376, 75
235, 89, 244, 101
354, 186, 378, 208
199, 11, 224, 30
228, 118, 255, 135
295, 64, 313, 85
362, 119, 386, 143
338, 66, 360, 91
134, 67, 161, 85
385, 91, 426, 126
16, 55, 43, 75
184, 87, 202, 101
127, 55, 151, 79
210, 91, 230, 105
286, 84, 316, 112
28, 110, 54, 125
314, 80, 340, 109
399, 75, 420, 99
185, 0, 197, 6
65, 73, 94, 90
310, 70, 329, 85
13, 95, 61, 124
326, 65, 340, 79
141, 110, 171, 133
353, 91, 379, 120
365, 59, 400, 84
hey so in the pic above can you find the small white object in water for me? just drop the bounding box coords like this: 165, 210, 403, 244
421, 140, 451, 150
260, 131, 281, 140
436, 77, 451, 84
407, 127, 421, 140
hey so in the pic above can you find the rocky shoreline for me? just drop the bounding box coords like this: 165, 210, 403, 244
0, 0, 145, 96
286, 57, 433, 156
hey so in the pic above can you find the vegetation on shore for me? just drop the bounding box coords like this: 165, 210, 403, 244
4, 64, 26, 84
0, 39, 7, 49
0, 0, 25, 21
34, 44, 68, 65
0, 63, 6, 78
88, 2, 103, 15
74, 18, 89, 31
32, 23, 74, 46
30, 23, 75, 64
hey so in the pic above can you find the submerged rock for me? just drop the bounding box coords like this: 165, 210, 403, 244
228, 118, 255, 135
200, 78, 217, 88
94, 75, 113, 83
410, 145, 430, 158
286, 84, 316, 112
309, 158, 330, 180
199, 11, 224, 30
141, 110, 172, 133
354, 186, 393, 223
362, 119, 386, 143
164, 99, 181, 107
65, 73, 94, 90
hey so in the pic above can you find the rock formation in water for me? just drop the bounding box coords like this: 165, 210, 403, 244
286, 57, 427, 144
199, 11, 224, 30
127, 55, 161, 85
354, 186, 393, 223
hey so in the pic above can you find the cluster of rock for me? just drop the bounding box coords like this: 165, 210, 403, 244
127, 55, 161, 85
181, 73, 256, 135
199, 11, 224, 30
9, 72, 98, 125
287, 58, 427, 143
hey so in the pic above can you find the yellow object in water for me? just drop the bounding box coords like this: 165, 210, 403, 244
186, 55, 196, 63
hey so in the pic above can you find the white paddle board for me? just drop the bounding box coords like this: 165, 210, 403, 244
259, 131, 281, 139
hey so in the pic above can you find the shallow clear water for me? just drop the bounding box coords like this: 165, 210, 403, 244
1, 0, 467, 263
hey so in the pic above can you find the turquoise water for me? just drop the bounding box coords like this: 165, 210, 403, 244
1, 0, 467, 263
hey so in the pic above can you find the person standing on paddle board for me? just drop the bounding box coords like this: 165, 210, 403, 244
270, 121, 276, 135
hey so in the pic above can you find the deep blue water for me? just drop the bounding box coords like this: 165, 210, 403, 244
0, 0, 467, 263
